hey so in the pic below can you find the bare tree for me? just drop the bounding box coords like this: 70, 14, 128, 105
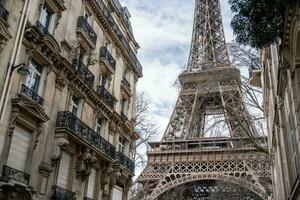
133, 92, 159, 170
226, 42, 268, 153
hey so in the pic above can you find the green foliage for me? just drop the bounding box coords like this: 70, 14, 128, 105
229, 0, 283, 48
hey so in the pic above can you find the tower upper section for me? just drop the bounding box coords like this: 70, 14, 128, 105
187, 0, 230, 70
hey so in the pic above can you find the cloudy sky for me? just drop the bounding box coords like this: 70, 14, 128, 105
120, 0, 235, 138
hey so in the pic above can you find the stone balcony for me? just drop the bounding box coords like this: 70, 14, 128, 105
20, 84, 44, 106
116, 151, 134, 173
72, 59, 95, 88
1, 165, 30, 185
76, 16, 97, 49
55, 111, 116, 160
96, 86, 115, 109
99, 46, 116, 72
0, 3, 9, 22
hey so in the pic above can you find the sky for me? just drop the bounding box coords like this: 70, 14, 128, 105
120, 0, 235, 139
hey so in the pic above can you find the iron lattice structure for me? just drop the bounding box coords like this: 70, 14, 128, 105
135, 0, 271, 199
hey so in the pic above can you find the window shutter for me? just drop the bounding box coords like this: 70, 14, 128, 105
112, 186, 123, 200
87, 168, 96, 198
7, 126, 31, 172
57, 151, 72, 188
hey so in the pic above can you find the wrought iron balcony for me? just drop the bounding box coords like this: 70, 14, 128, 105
1, 165, 30, 185
100, 47, 116, 71
56, 111, 116, 159
76, 16, 97, 46
72, 59, 95, 88
120, 111, 128, 122
36, 21, 50, 35
21, 84, 44, 106
122, 77, 131, 89
95, 0, 142, 73
96, 86, 115, 109
52, 185, 76, 200
116, 151, 134, 173
0, 3, 9, 22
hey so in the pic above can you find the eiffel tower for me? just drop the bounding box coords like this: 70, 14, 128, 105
135, 0, 271, 199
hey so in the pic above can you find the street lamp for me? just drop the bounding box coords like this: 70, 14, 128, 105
11, 63, 30, 76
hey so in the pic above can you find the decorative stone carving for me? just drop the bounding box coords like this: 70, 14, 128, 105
75, 147, 97, 179
51, 136, 69, 163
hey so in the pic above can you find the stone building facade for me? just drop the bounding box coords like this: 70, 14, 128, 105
0, 0, 142, 199
253, 2, 300, 200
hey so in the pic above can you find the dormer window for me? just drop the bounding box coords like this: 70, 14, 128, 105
39, 5, 56, 34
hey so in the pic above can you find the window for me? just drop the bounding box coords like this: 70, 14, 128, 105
70, 95, 80, 116
57, 151, 72, 189
95, 118, 102, 135
25, 60, 43, 94
7, 126, 31, 172
99, 75, 108, 89
121, 97, 128, 115
124, 68, 130, 82
39, 5, 56, 34
283, 90, 299, 183
112, 186, 123, 200
118, 136, 125, 152
84, 8, 92, 25
86, 168, 96, 199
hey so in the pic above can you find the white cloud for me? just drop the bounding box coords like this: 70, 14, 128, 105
120, 0, 235, 138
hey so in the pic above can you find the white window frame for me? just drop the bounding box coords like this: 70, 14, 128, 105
69, 95, 80, 116
39, 5, 56, 34
25, 60, 43, 95
118, 136, 125, 152
95, 118, 102, 135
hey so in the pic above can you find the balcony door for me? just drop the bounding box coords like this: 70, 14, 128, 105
25, 60, 43, 94
39, 5, 55, 34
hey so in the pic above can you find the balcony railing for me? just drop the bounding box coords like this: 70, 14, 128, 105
36, 21, 50, 35
122, 77, 131, 89
0, 3, 9, 22
100, 47, 116, 71
116, 151, 134, 173
95, 0, 142, 73
1, 165, 30, 185
56, 111, 116, 159
77, 16, 97, 46
96, 86, 115, 109
72, 59, 95, 88
21, 84, 44, 106
52, 185, 76, 200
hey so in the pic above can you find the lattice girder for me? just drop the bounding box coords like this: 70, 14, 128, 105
187, 0, 230, 70
138, 156, 271, 200
135, 0, 272, 199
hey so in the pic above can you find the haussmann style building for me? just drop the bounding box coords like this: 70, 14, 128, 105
0, 0, 142, 199
250, 1, 300, 199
